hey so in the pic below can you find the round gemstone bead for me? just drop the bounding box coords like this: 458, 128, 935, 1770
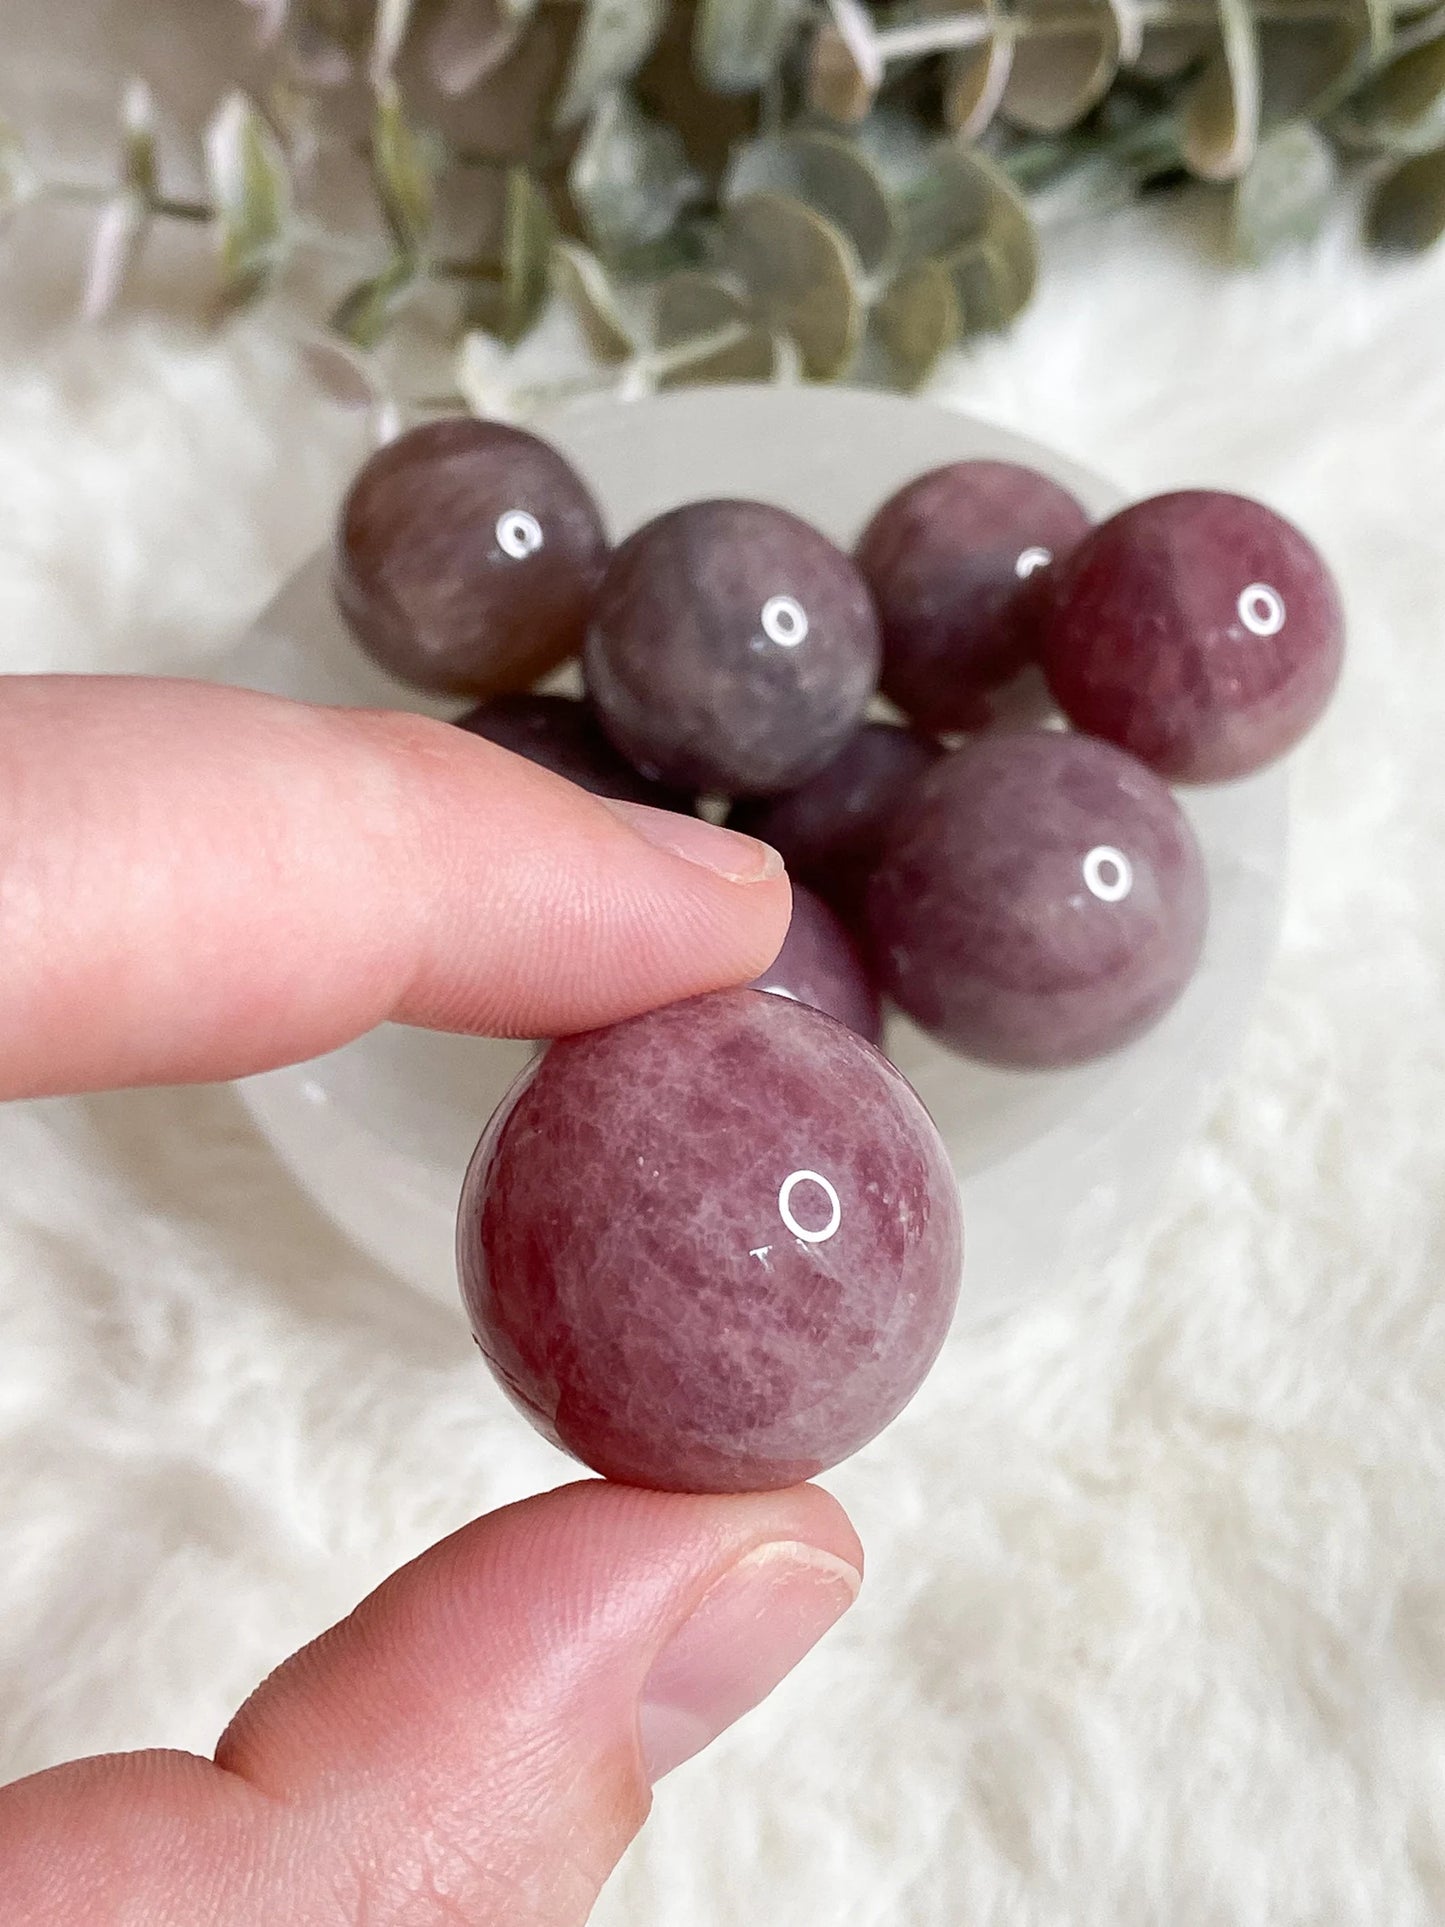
334, 417, 609, 696
868, 731, 1208, 1069
457, 987, 962, 1493
751, 885, 883, 1044
855, 460, 1092, 732
584, 500, 881, 796
455, 692, 693, 811
1041, 489, 1344, 781
728, 721, 944, 928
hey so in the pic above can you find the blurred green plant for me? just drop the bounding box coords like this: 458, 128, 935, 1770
3, 0, 1442, 415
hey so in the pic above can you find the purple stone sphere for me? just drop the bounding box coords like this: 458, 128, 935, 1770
868, 731, 1209, 1069
585, 500, 881, 796
728, 721, 944, 927
455, 693, 693, 812
855, 460, 1092, 733
334, 417, 610, 696
750, 884, 883, 1044
1042, 489, 1344, 782
457, 988, 962, 1493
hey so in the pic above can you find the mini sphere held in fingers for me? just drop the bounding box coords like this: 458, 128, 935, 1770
868, 731, 1208, 1069
1042, 489, 1344, 781
728, 720, 944, 927
457, 987, 962, 1493
750, 884, 883, 1044
856, 460, 1092, 733
334, 417, 610, 696
455, 693, 694, 811
585, 499, 881, 796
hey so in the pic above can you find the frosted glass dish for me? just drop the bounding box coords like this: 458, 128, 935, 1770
217, 386, 1286, 1324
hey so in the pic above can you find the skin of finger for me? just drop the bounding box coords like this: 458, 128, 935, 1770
0, 677, 791, 1098
215, 1481, 862, 1922
0, 1482, 860, 1927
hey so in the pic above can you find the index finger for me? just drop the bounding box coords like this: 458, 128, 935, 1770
0, 676, 789, 1100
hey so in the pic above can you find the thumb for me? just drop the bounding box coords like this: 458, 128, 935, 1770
0, 1481, 861, 1927
221, 1478, 862, 1923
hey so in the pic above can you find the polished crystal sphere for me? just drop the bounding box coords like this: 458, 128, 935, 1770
856, 460, 1091, 732
869, 731, 1209, 1068
334, 417, 609, 695
585, 499, 881, 795
1042, 489, 1344, 781
728, 721, 943, 928
458, 987, 963, 1492
750, 884, 882, 1044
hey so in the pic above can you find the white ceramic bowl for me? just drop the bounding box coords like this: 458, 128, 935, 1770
218, 386, 1286, 1324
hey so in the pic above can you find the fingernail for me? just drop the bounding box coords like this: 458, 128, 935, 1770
605, 799, 783, 884
638, 1541, 861, 1783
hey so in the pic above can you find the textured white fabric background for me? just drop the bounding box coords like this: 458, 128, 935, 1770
3, 6, 1445, 1923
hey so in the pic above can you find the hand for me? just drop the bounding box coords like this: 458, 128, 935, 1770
0, 676, 862, 1926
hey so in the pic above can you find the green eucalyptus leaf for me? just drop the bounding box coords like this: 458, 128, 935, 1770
371, 80, 436, 255
694, 0, 801, 93
999, 0, 1123, 135
947, 239, 1025, 335
331, 255, 419, 346
1129, 23, 1211, 80
80, 194, 149, 320
1366, 139, 1445, 246
551, 238, 637, 360
944, 34, 1014, 141
119, 78, 159, 203
805, 19, 879, 125
1232, 121, 1337, 259
651, 274, 780, 385
724, 130, 898, 276
492, 165, 554, 342
1334, 26, 1445, 154
873, 257, 961, 387
1258, 0, 1390, 132
1182, 0, 1261, 180
569, 89, 699, 260
204, 92, 294, 303
900, 142, 1038, 311
654, 265, 751, 337
654, 323, 780, 385
553, 0, 667, 131
719, 189, 864, 378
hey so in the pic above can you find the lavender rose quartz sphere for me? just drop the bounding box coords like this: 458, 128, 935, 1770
728, 721, 944, 927
455, 692, 693, 812
585, 500, 881, 796
334, 417, 609, 696
750, 885, 883, 1045
869, 731, 1208, 1069
855, 460, 1092, 732
1042, 489, 1344, 781
457, 988, 962, 1493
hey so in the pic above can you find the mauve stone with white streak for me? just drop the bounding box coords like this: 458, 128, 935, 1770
869, 731, 1208, 1069
457, 988, 962, 1493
